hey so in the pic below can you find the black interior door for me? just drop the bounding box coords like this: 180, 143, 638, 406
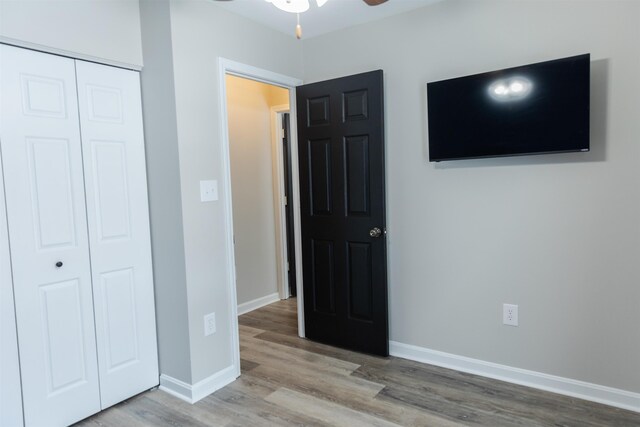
296, 70, 388, 356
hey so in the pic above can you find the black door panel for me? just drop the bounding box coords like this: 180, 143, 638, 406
297, 70, 388, 356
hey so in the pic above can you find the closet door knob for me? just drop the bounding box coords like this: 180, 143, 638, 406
55, 261, 63, 268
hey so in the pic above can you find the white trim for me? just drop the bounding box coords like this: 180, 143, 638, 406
271, 105, 291, 301
390, 341, 640, 413
159, 365, 238, 404
159, 375, 192, 403
0, 37, 142, 71
218, 58, 306, 352
288, 81, 306, 339
218, 58, 242, 386
237, 292, 281, 316
222, 59, 301, 89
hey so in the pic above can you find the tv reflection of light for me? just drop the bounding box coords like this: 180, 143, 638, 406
494, 84, 507, 95
488, 77, 533, 102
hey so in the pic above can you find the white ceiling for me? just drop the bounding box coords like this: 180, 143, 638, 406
211, 0, 443, 39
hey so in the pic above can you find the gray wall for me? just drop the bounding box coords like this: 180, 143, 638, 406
167, 0, 303, 383
0, 0, 143, 67
139, 0, 192, 384
302, 0, 640, 393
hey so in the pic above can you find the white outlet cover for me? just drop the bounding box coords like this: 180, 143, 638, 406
200, 180, 218, 202
503, 303, 519, 327
204, 312, 216, 336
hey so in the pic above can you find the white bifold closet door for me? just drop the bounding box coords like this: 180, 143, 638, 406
0, 44, 159, 426
0, 45, 102, 427
75, 60, 159, 409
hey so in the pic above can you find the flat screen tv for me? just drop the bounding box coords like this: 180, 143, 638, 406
427, 54, 590, 162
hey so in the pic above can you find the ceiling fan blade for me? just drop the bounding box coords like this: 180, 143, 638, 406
363, 0, 389, 5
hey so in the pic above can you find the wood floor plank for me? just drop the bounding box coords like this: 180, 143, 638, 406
240, 358, 260, 372
247, 356, 385, 400
239, 323, 265, 337
265, 387, 402, 427
254, 330, 390, 368
240, 333, 361, 376
119, 395, 217, 427
75, 404, 151, 427
202, 385, 327, 426
238, 314, 298, 336
377, 383, 539, 427
144, 389, 232, 426
244, 367, 464, 427
258, 302, 299, 317
228, 371, 280, 399
242, 306, 297, 323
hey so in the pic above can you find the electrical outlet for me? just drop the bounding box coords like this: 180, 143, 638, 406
204, 312, 216, 336
503, 304, 518, 327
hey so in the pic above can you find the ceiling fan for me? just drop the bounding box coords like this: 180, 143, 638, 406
213, 0, 389, 38
213, 0, 389, 6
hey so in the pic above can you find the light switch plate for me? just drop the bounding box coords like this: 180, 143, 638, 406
200, 180, 218, 202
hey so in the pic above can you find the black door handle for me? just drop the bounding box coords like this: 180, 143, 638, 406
55, 261, 63, 268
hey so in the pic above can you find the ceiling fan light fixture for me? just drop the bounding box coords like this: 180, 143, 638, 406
263, 0, 386, 40
269, 0, 310, 14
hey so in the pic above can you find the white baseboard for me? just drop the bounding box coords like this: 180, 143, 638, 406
237, 292, 280, 316
159, 365, 239, 404
389, 341, 640, 413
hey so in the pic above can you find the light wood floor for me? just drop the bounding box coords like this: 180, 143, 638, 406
78, 298, 640, 426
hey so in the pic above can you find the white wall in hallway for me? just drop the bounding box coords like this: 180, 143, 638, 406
226, 75, 289, 306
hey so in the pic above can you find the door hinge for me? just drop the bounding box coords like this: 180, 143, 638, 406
284, 196, 288, 206
286, 261, 290, 272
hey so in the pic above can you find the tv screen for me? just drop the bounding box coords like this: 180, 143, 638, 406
427, 54, 590, 162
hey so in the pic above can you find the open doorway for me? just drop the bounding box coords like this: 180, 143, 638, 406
219, 58, 305, 375
225, 74, 292, 310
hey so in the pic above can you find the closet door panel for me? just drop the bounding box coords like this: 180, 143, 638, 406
0, 45, 101, 427
76, 60, 159, 408
0, 141, 24, 427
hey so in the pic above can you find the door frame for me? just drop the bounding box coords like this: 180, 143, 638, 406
217, 58, 305, 374
271, 105, 292, 301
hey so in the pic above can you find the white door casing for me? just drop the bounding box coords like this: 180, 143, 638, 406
75, 60, 159, 408
0, 127, 24, 427
0, 44, 101, 426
